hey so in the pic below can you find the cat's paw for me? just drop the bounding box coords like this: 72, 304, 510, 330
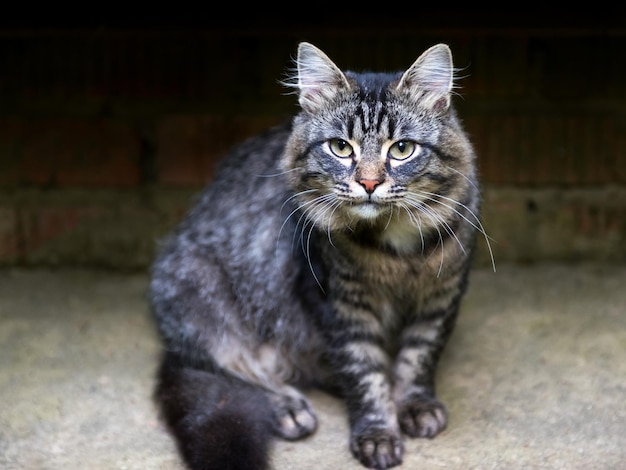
397, 397, 448, 438
270, 393, 318, 440
350, 428, 404, 469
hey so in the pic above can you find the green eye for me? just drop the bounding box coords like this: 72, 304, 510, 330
389, 140, 417, 160
328, 138, 353, 158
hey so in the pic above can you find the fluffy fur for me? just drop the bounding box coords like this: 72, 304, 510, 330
149, 42, 491, 470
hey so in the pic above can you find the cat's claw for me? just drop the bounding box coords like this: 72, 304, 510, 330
397, 398, 448, 438
350, 429, 404, 469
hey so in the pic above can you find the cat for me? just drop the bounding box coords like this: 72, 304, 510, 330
149, 41, 492, 470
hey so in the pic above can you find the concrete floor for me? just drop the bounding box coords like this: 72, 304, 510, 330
0, 264, 624, 470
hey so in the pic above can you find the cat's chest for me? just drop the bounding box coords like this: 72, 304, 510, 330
360, 251, 425, 296
325, 236, 432, 300
378, 216, 427, 255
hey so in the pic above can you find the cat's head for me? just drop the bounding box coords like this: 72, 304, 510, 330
282, 42, 477, 247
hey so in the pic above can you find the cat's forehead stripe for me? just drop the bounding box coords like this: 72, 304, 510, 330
346, 113, 356, 140
350, 99, 392, 139
359, 102, 370, 132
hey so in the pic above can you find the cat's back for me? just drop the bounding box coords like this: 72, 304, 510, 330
151, 118, 306, 323
154, 119, 303, 292
174, 120, 294, 236
200, 121, 292, 205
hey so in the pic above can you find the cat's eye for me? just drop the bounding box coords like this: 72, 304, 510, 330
388, 140, 417, 160
328, 138, 354, 158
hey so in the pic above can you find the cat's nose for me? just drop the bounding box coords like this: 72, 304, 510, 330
358, 178, 383, 194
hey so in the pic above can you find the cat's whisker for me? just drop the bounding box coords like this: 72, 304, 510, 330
305, 216, 324, 293
404, 196, 467, 255
407, 197, 469, 255
397, 202, 426, 253
294, 200, 323, 253
303, 192, 341, 248
283, 210, 308, 253
446, 166, 480, 192
325, 200, 344, 247
414, 189, 488, 238
411, 189, 496, 272
321, 197, 342, 246
280, 188, 318, 214
308, 193, 338, 224
291, 213, 316, 285
291, 192, 338, 266
293, 210, 310, 253
383, 205, 395, 231
402, 197, 460, 276
278, 191, 324, 250
255, 167, 302, 178
417, 204, 447, 277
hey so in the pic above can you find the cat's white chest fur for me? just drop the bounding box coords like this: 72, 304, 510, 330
380, 213, 425, 254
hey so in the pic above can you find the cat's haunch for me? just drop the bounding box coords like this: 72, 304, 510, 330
149, 41, 490, 470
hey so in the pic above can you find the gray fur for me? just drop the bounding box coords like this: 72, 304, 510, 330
150, 42, 489, 470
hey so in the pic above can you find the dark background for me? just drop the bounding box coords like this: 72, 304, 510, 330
1, 11, 625, 267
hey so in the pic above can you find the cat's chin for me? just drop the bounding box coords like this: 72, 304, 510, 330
349, 202, 385, 220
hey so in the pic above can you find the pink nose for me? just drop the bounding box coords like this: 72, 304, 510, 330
359, 179, 381, 194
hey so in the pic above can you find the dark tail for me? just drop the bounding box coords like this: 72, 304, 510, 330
155, 352, 275, 470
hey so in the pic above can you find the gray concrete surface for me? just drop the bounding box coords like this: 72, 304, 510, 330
0, 264, 624, 470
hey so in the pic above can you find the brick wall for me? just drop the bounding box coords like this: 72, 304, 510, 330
1, 18, 625, 267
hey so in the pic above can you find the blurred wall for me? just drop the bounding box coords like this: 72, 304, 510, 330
1, 14, 624, 268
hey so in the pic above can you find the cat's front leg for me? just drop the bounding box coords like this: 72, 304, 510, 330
392, 296, 461, 439
338, 341, 404, 469
327, 308, 404, 468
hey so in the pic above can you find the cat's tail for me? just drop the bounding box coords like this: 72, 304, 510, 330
155, 352, 275, 470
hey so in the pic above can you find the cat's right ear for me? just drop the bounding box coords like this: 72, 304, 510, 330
396, 43, 454, 113
293, 42, 351, 114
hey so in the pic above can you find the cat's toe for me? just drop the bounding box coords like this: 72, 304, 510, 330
397, 398, 448, 438
350, 428, 404, 469
271, 394, 318, 440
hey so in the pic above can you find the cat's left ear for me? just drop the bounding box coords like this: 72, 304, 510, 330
295, 42, 352, 114
396, 43, 454, 113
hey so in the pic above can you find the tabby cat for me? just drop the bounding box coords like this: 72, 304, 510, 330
149, 41, 491, 470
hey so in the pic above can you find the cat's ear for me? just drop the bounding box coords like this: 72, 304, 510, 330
396, 44, 454, 113
294, 42, 351, 114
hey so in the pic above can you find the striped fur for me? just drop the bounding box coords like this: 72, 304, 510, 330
149, 42, 490, 470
